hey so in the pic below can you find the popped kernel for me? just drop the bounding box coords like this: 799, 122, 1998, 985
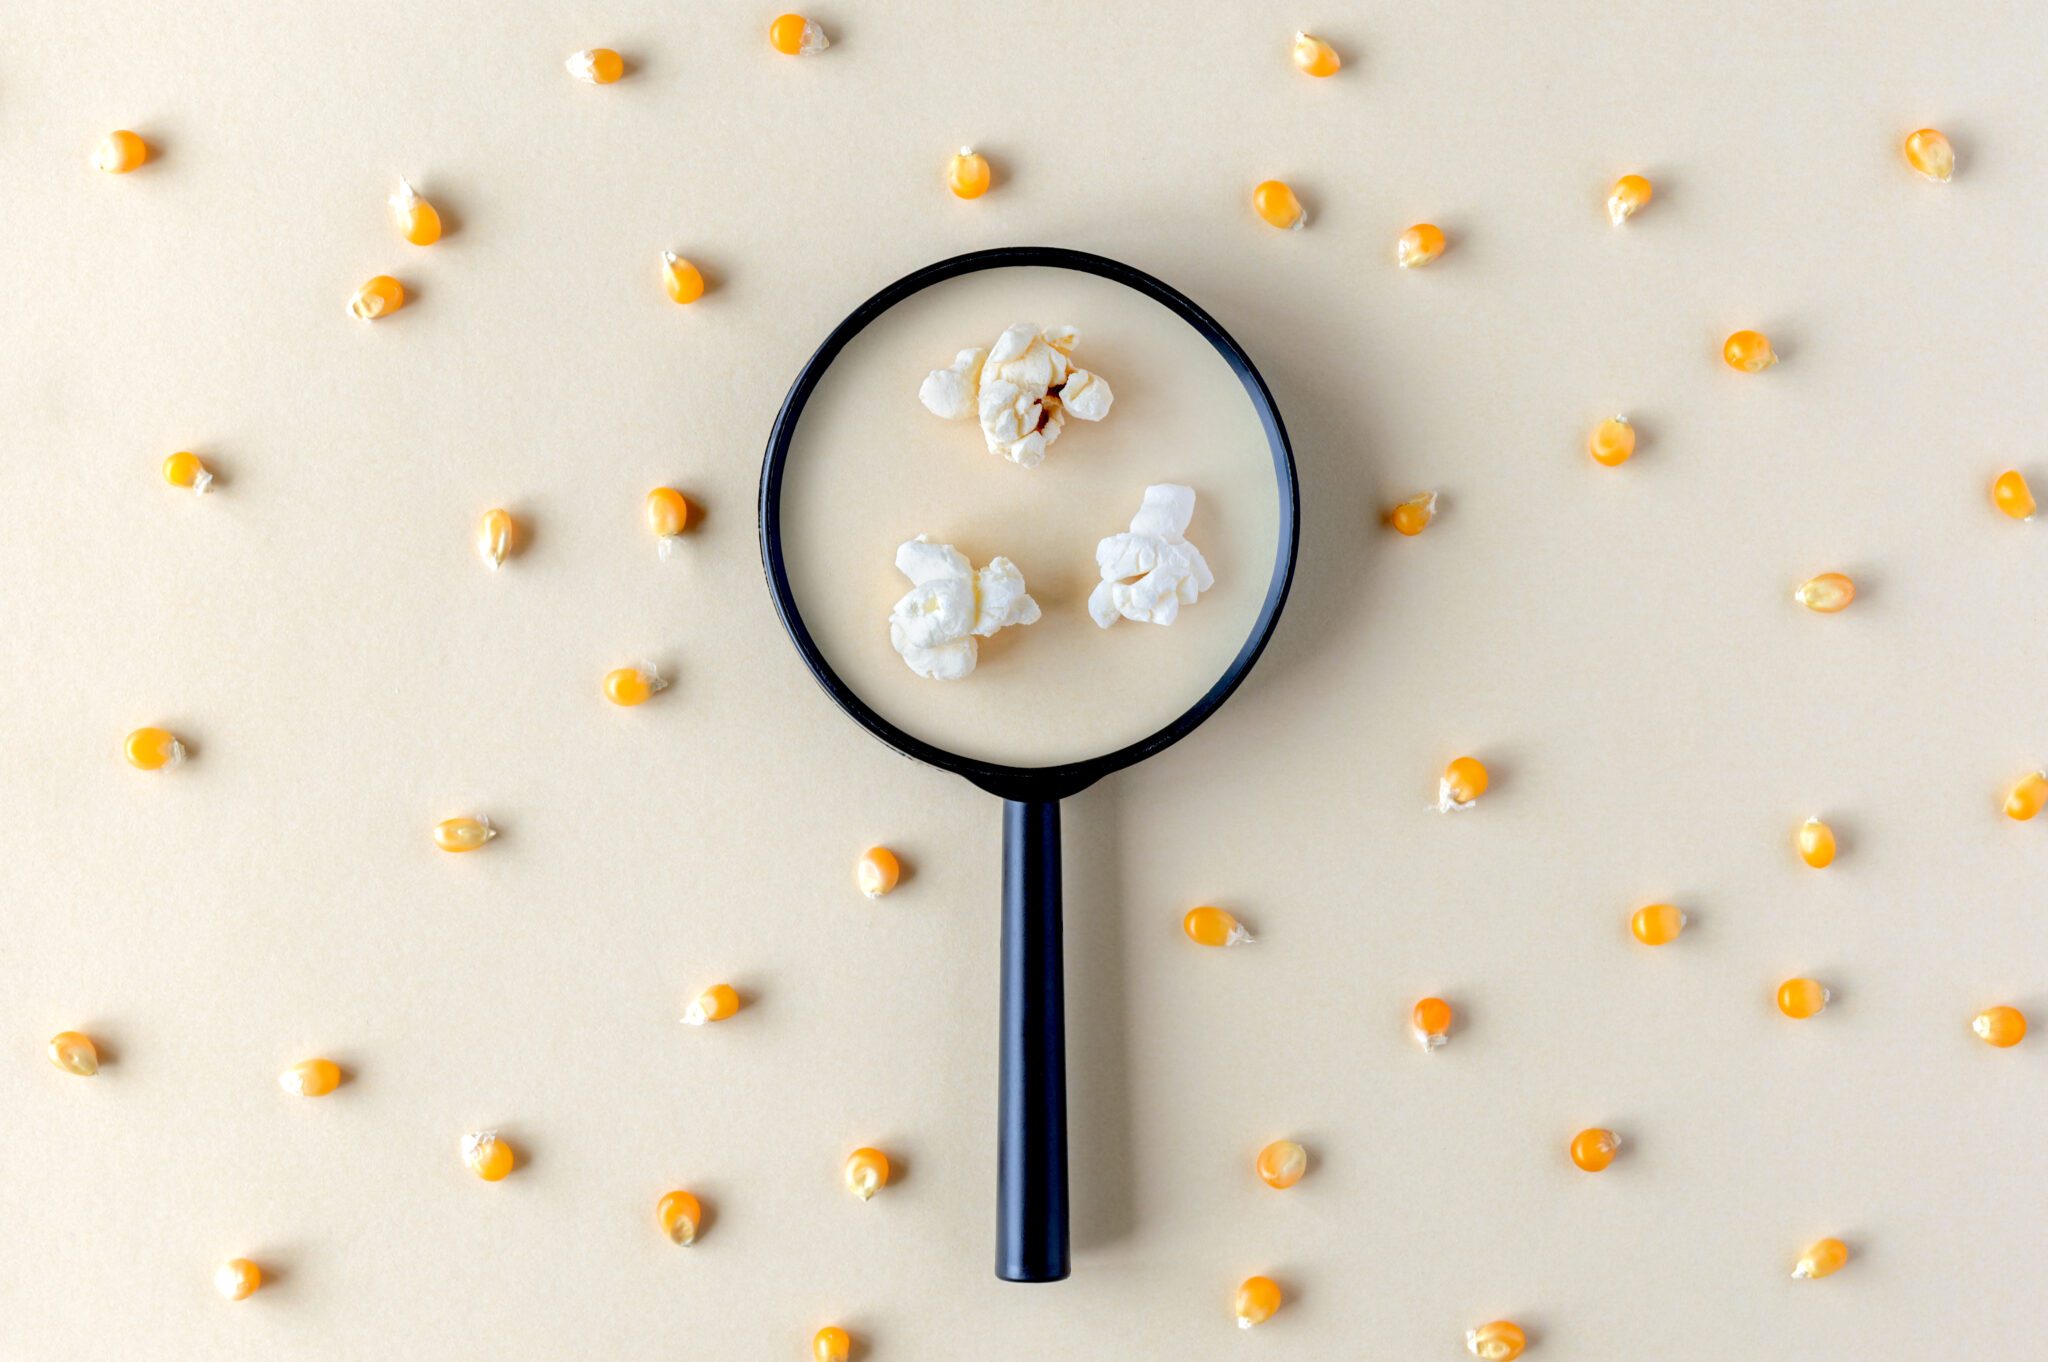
1797, 817, 1836, 868
1183, 905, 1252, 947
657, 1190, 702, 1244
1467, 1320, 1526, 1360
125, 726, 185, 771
769, 14, 829, 55
856, 846, 901, 898
214, 1258, 262, 1301
1387, 492, 1438, 536
1412, 996, 1453, 1051
1587, 416, 1636, 467
662, 252, 705, 305
566, 48, 625, 84
1722, 329, 1775, 372
844, 1146, 890, 1201
462, 1129, 515, 1181
1234, 1275, 1282, 1328
1903, 128, 1954, 182
1777, 977, 1830, 1019
646, 487, 692, 557
1992, 469, 2036, 521
813, 1326, 853, 1362
1253, 179, 1306, 230
1256, 1139, 1307, 1189
1606, 173, 1652, 225
1794, 572, 1855, 613
2005, 770, 2048, 821
433, 816, 495, 853
1397, 223, 1446, 268
1437, 755, 1488, 812
1629, 903, 1686, 946
1570, 1127, 1620, 1171
94, 129, 148, 173
947, 147, 992, 199
604, 663, 667, 707
348, 275, 405, 321
48, 1031, 99, 1076
477, 508, 515, 569
1974, 1005, 2026, 1048
390, 179, 442, 245
1291, 31, 1341, 77
278, 1058, 341, 1096
1792, 1236, 1848, 1279
681, 983, 740, 1026
162, 451, 213, 494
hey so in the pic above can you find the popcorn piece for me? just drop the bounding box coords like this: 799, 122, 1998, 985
889, 536, 1041, 680
1088, 484, 1214, 628
918, 324, 1113, 467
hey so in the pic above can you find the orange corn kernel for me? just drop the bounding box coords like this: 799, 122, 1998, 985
125, 726, 185, 771
1974, 1005, 2026, 1048
349, 275, 405, 321
813, 1326, 853, 1362
1234, 1275, 1282, 1328
1629, 903, 1686, 946
657, 1189, 702, 1244
433, 816, 495, 852
566, 48, 625, 84
1291, 32, 1341, 77
604, 663, 667, 707
1397, 223, 1446, 268
1570, 1127, 1620, 1171
1722, 329, 1776, 372
1437, 755, 1488, 812
857, 846, 901, 898
948, 147, 992, 199
662, 252, 705, 305
1794, 572, 1855, 613
462, 1129, 516, 1181
1183, 905, 1252, 947
769, 14, 829, 55
682, 983, 740, 1026
162, 451, 214, 494
1797, 817, 1836, 868
477, 508, 515, 568
1606, 173, 1652, 225
1792, 1236, 1848, 1279
844, 1146, 890, 1201
2006, 770, 2048, 821
390, 179, 442, 245
1412, 996, 1453, 1051
646, 487, 691, 556
1903, 128, 1954, 182
48, 1031, 99, 1076
1777, 977, 1830, 1019
1387, 492, 1438, 536
94, 130, 149, 173
1992, 469, 2036, 521
1587, 416, 1636, 467
214, 1258, 262, 1300
1253, 179, 1306, 230
1256, 1139, 1307, 1189
278, 1058, 342, 1096
1467, 1320, 1526, 1360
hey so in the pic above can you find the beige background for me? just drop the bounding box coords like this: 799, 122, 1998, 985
2, 1, 2044, 1359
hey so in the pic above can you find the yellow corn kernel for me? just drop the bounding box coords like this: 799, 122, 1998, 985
1256, 1139, 1307, 1189
94, 129, 149, 174
1252, 179, 1306, 231
1467, 1320, 1527, 1360
656, 1189, 702, 1244
1412, 996, 1453, 1051
1587, 416, 1636, 467
349, 275, 405, 321
125, 726, 185, 771
646, 486, 691, 557
947, 147, 992, 199
433, 815, 495, 853
214, 1258, 262, 1301
1992, 469, 2036, 521
844, 1146, 890, 1201
857, 845, 901, 898
477, 508, 515, 569
1629, 903, 1686, 946
1974, 1005, 2026, 1048
1397, 223, 1446, 268
462, 1130, 516, 1181
1792, 1236, 1848, 1279
1722, 329, 1775, 372
681, 983, 740, 1026
278, 1058, 342, 1097
1234, 1275, 1282, 1328
1794, 572, 1855, 614
1437, 755, 1488, 812
1570, 1126, 1620, 1172
1777, 977, 1830, 1019
1606, 173, 1653, 225
813, 1326, 853, 1362
390, 178, 442, 245
1291, 31, 1341, 77
1797, 817, 1836, 868
662, 252, 705, 305
1183, 905, 1252, 947
48, 1031, 99, 1076
769, 14, 829, 55
604, 663, 667, 707
2005, 770, 2048, 821
1386, 492, 1438, 536
162, 451, 214, 494
1903, 128, 1953, 182
566, 48, 625, 84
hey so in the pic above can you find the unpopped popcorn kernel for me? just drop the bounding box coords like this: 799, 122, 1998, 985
1253, 179, 1306, 230
566, 48, 625, 84
769, 14, 828, 55
948, 147, 992, 199
390, 179, 441, 245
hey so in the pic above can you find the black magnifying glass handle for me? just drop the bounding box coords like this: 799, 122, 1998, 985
996, 797, 1070, 1282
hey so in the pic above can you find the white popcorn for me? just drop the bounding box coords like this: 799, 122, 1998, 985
889, 535, 1042, 680
1088, 484, 1214, 628
917, 323, 1114, 467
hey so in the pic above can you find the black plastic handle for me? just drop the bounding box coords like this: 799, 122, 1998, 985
996, 798, 1070, 1282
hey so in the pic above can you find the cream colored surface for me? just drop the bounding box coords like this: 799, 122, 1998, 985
1, 2, 2043, 1359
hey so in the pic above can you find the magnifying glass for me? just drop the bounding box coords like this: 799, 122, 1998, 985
759, 246, 1299, 1282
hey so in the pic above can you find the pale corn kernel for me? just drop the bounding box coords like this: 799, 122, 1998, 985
1437, 755, 1489, 812
646, 487, 691, 557
125, 726, 185, 771
1629, 903, 1686, 946
214, 1258, 262, 1301
769, 14, 829, 55
1903, 128, 1954, 182
1397, 223, 1446, 268
1606, 173, 1653, 225
1234, 1275, 1282, 1328
1570, 1127, 1620, 1172
1974, 1005, 2027, 1048
1992, 469, 2036, 521
1777, 977, 1830, 1019
1291, 31, 1341, 77
1256, 1139, 1307, 1189
681, 983, 740, 1026
94, 129, 149, 174
604, 662, 667, 707
1412, 996, 1453, 1051
1722, 329, 1775, 372
462, 1130, 515, 1181
278, 1058, 341, 1097
1252, 179, 1306, 230
1587, 416, 1636, 467
662, 252, 705, 305
1794, 572, 1855, 614
1467, 1320, 1527, 1360
656, 1189, 702, 1244
1183, 905, 1252, 947
857, 846, 901, 898
48, 1031, 99, 1076
1792, 1236, 1848, 1279
844, 1146, 890, 1201
2005, 770, 2048, 821
948, 147, 992, 199
813, 1326, 853, 1362
390, 179, 442, 245
162, 451, 213, 494
1387, 492, 1437, 536
566, 48, 625, 84
349, 275, 405, 321
1797, 817, 1837, 868
433, 815, 495, 853
477, 508, 515, 569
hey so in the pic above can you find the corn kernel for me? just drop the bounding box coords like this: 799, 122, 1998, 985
1397, 223, 1446, 268
656, 1189, 702, 1244
844, 1146, 890, 1201
1387, 491, 1438, 536
1797, 817, 1836, 868
477, 508, 515, 569
349, 275, 405, 321
1183, 905, 1252, 947
813, 1326, 853, 1362
1903, 128, 1953, 182
1777, 977, 1830, 1019
769, 14, 829, 55
681, 983, 740, 1026
1587, 416, 1636, 467
1722, 329, 1775, 372
433, 815, 495, 853
646, 486, 691, 557
279, 1058, 341, 1096
1412, 996, 1453, 1051
125, 726, 185, 771
1792, 1236, 1848, 1279
48, 1031, 99, 1076
1467, 1320, 1526, 1360
1974, 1005, 2027, 1047
2005, 770, 2048, 821
1291, 31, 1341, 77
857, 845, 901, 898
1252, 179, 1306, 231
1629, 903, 1686, 946
1437, 755, 1488, 812
604, 662, 667, 707
1606, 173, 1653, 225
1794, 572, 1855, 613
390, 178, 442, 245
1992, 469, 2036, 521
662, 252, 705, 305
94, 129, 149, 174
162, 451, 213, 494
462, 1130, 515, 1181
214, 1258, 262, 1301
1570, 1126, 1620, 1171
948, 147, 992, 199
1234, 1275, 1282, 1328
566, 48, 625, 84
1256, 1139, 1307, 1189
